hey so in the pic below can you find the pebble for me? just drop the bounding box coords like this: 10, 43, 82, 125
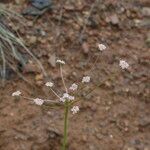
146, 33, 150, 47
89, 144, 98, 150
82, 42, 89, 54
82, 135, 88, 142
27, 21, 34, 27
142, 7, 150, 17
31, 0, 52, 10
47, 127, 61, 139
106, 14, 119, 25
35, 74, 43, 81
27, 35, 37, 44
95, 133, 103, 140
23, 62, 41, 73
48, 54, 56, 67
127, 147, 136, 150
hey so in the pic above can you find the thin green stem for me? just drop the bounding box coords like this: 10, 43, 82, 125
62, 102, 69, 150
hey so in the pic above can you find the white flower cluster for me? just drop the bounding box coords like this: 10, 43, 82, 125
119, 60, 129, 69
82, 76, 91, 83
60, 93, 75, 102
33, 98, 44, 106
12, 91, 21, 96
56, 59, 65, 65
71, 106, 79, 114
69, 83, 78, 91
45, 82, 54, 87
98, 44, 106, 51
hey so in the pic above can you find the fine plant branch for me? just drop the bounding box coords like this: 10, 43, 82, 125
22, 96, 60, 104
69, 0, 99, 50
87, 55, 100, 75
60, 65, 68, 93
85, 72, 119, 98
50, 88, 61, 99
79, 0, 99, 42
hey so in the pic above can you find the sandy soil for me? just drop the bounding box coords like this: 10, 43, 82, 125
0, 0, 149, 150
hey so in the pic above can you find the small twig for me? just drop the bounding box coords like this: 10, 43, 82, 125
79, 0, 98, 42
60, 65, 68, 93
50, 88, 61, 99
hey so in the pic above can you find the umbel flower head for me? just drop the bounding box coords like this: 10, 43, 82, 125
12, 91, 21, 96
98, 43, 106, 51
33, 98, 44, 106
69, 83, 78, 91
45, 82, 54, 87
60, 93, 75, 102
56, 59, 65, 65
71, 106, 79, 114
82, 76, 91, 83
119, 60, 129, 69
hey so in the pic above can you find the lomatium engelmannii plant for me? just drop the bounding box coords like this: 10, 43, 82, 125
12, 44, 129, 150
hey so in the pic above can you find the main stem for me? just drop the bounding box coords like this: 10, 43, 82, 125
62, 102, 69, 150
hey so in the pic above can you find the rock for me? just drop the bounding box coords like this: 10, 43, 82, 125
139, 19, 150, 28
48, 54, 56, 67
40, 30, 46, 36
23, 62, 41, 74
31, 0, 52, 10
144, 147, 149, 150
82, 42, 89, 54
89, 144, 98, 150
127, 147, 136, 150
27, 21, 33, 27
38, 37, 47, 44
95, 133, 103, 140
15, 0, 25, 4
47, 127, 61, 139
142, 7, 150, 17
14, 132, 29, 140
22, 6, 44, 16
82, 135, 88, 142
86, 17, 98, 28
0, 67, 15, 80
27, 35, 37, 44
35, 74, 43, 81
138, 116, 150, 127
106, 14, 119, 25
22, 0, 52, 16
146, 33, 150, 47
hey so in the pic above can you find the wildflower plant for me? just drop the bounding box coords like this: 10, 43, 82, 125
12, 44, 129, 150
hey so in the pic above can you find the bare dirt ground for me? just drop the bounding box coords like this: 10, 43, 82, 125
0, 0, 150, 150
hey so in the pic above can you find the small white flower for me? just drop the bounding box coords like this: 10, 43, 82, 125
45, 82, 54, 87
59, 97, 66, 102
71, 106, 79, 114
63, 93, 69, 99
62, 93, 75, 102
68, 95, 75, 100
12, 91, 21, 97
119, 60, 129, 69
98, 44, 106, 51
82, 76, 91, 83
69, 83, 78, 91
56, 59, 65, 65
33, 98, 44, 106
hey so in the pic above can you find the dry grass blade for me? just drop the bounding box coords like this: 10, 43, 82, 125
0, 5, 47, 85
